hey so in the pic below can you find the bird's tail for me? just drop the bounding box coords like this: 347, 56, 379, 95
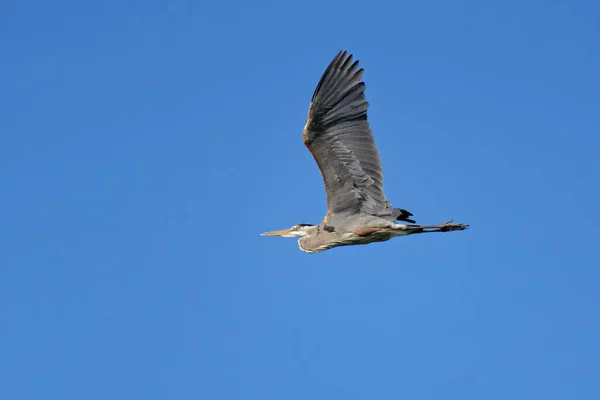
394, 208, 416, 224
378, 208, 416, 224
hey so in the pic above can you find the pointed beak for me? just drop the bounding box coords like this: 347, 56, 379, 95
261, 228, 293, 237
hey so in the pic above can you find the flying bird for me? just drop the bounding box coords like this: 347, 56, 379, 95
262, 51, 468, 253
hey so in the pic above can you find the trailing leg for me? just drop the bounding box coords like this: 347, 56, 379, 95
394, 219, 469, 235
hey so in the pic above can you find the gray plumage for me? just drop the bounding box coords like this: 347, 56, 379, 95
262, 51, 468, 253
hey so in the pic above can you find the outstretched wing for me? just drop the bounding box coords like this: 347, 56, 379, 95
303, 51, 388, 215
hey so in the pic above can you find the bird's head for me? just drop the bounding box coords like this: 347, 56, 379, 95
261, 223, 315, 238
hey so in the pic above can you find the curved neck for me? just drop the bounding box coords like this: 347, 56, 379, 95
298, 225, 333, 253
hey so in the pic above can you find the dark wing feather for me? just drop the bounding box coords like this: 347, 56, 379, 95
303, 51, 389, 215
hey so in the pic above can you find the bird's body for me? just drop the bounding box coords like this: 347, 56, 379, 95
262, 51, 468, 253
295, 213, 411, 254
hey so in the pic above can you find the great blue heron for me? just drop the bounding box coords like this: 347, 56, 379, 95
262, 51, 468, 253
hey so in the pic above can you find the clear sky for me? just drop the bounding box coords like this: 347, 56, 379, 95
2, 0, 599, 399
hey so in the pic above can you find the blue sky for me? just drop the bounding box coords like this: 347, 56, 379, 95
1, 0, 599, 398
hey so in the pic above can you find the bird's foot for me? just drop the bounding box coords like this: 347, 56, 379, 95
439, 220, 469, 232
